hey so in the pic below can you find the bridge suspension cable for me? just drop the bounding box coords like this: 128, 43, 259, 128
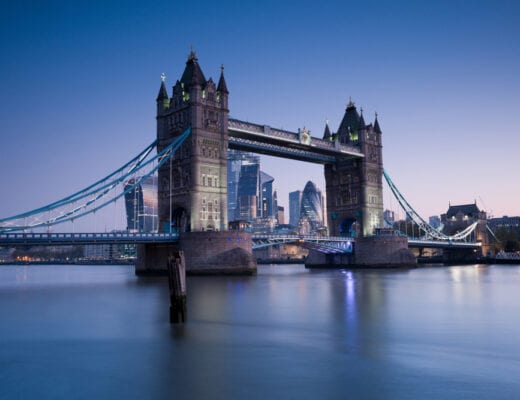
0, 128, 192, 233
383, 170, 478, 241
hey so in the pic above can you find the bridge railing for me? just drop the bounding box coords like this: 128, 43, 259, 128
252, 234, 354, 242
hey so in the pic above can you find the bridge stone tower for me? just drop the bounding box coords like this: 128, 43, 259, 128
324, 101, 384, 237
136, 51, 256, 275
156, 51, 229, 233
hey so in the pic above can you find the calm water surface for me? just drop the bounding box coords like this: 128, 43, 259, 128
1, 263, 520, 399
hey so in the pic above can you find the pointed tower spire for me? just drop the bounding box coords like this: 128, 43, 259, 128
336, 97, 361, 143
180, 48, 206, 89
374, 111, 382, 133
323, 119, 332, 140
217, 64, 229, 94
156, 73, 169, 101
359, 107, 366, 129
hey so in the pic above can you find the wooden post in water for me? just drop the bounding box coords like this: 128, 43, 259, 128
167, 251, 186, 323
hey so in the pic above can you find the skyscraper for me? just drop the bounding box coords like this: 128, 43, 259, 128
230, 150, 277, 227
236, 163, 260, 221
300, 181, 324, 232
227, 150, 260, 221
260, 171, 274, 219
124, 175, 158, 232
289, 190, 302, 227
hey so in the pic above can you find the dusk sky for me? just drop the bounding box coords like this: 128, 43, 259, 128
1, 0, 519, 228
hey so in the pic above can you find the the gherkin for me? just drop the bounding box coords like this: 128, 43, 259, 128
300, 181, 323, 231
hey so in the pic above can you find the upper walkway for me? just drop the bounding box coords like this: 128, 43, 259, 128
228, 119, 364, 163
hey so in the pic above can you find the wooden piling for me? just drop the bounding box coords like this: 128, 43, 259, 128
167, 251, 186, 323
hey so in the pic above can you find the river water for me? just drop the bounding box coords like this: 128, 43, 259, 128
1, 263, 519, 399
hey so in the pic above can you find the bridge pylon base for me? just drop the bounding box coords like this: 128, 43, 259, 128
136, 231, 257, 276
354, 235, 416, 267
305, 234, 416, 269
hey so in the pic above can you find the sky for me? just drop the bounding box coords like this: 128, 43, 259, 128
1, 0, 519, 229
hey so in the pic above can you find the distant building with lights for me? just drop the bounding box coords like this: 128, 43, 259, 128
300, 181, 325, 234
441, 203, 486, 236
227, 150, 260, 221
488, 216, 520, 237
289, 190, 302, 227
124, 176, 158, 233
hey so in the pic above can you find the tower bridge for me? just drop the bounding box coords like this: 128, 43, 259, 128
0, 50, 486, 272
156, 50, 384, 241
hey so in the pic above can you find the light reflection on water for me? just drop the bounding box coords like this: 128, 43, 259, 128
1, 263, 520, 399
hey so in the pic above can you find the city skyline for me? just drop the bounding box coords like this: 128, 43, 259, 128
1, 1, 519, 226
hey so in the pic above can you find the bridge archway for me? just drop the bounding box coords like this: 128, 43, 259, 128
171, 207, 190, 233
339, 218, 358, 237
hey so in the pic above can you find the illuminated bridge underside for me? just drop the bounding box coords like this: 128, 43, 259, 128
252, 235, 354, 254
408, 239, 481, 249
228, 118, 364, 164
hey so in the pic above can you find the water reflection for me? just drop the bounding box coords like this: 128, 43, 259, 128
1, 263, 520, 399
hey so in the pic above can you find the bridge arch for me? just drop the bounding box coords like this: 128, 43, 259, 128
171, 207, 190, 232
339, 218, 358, 237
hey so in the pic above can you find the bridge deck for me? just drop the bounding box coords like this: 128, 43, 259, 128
408, 239, 481, 249
0, 232, 179, 246
228, 118, 364, 163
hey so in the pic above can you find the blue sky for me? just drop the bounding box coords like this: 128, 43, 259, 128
1, 0, 519, 227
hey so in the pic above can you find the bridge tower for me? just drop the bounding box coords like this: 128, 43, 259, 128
156, 50, 229, 233
324, 101, 384, 237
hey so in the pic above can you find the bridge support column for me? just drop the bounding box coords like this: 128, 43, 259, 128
442, 248, 480, 264
305, 250, 354, 268
354, 235, 416, 267
135, 231, 256, 275
305, 233, 416, 269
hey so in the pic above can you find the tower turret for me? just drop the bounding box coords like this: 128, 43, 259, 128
323, 120, 332, 140
336, 98, 362, 144
156, 76, 169, 115
217, 65, 229, 110
358, 107, 366, 131
374, 112, 382, 134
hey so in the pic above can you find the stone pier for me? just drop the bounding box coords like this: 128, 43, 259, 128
136, 231, 257, 275
305, 233, 416, 269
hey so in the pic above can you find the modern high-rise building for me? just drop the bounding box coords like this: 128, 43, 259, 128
260, 171, 274, 219
277, 206, 285, 225
124, 176, 158, 232
289, 190, 302, 227
300, 181, 324, 232
236, 163, 260, 221
230, 151, 277, 228
227, 150, 259, 221
273, 190, 279, 223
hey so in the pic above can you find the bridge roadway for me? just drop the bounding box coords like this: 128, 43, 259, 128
0, 232, 480, 251
408, 239, 481, 249
0, 232, 180, 246
228, 118, 364, 163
